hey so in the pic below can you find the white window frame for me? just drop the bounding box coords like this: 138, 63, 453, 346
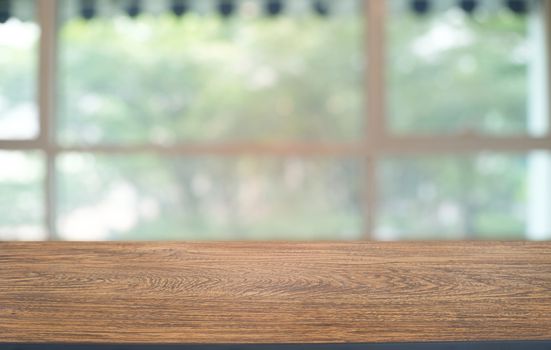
0, 0, 550, 240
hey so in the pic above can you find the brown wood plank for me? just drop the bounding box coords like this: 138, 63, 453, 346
1, 242, 550, 344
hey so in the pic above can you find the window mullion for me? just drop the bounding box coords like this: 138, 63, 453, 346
364, 0, 387, 239
38, 0, 59, 241
545, 0, 551, 139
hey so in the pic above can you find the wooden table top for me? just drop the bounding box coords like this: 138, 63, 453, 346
1, 241, 550, 344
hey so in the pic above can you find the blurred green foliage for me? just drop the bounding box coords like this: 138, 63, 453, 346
0, 4, 540, 240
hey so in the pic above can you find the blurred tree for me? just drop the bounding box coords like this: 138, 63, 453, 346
0, 4, 535, 240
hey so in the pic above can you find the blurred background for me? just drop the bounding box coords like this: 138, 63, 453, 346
0, 0, 550, 241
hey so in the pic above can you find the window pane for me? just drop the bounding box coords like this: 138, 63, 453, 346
376, 152, 551, 240
0, 3, 39, 140
0, 151, 45, 240
58, 1, 364, 144
387, 0, 546, 136
57, 154, 363, 240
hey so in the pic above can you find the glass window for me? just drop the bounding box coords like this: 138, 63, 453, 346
387, 0, 546, 136
57, 154, 363, 240
57, 0, 365, 145
0, 2, 39, 140
0, 0, 550, 242
376, 152, 551, 240
0, 151, 45, 240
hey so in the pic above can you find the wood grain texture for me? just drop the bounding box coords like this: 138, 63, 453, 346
0, 242, 550, 344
